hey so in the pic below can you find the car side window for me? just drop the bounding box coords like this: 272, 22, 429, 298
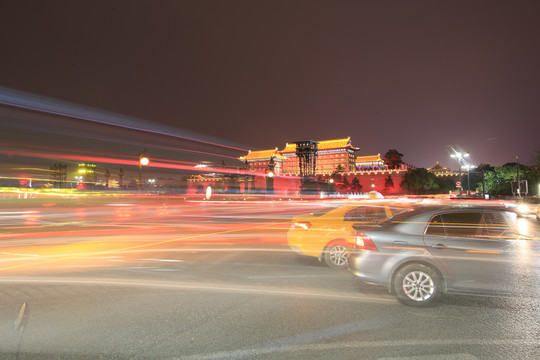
481, 212, 513, 238
439, 212, 483, 238
425, 215, 446, 236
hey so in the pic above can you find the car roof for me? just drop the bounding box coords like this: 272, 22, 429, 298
370, 204, 514, 232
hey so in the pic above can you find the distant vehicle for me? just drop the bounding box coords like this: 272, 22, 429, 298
287, 203, 409, 269
348, 205, 539, 307
515, 197, 540, 218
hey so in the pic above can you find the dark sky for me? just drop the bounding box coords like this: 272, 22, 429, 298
1, 0, 539, 170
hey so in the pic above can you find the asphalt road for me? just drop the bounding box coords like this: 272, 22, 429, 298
0, 197, 539, 359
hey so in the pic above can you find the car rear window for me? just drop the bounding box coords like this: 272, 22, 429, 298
378, 208, 419, 227
308, 206, 341, 217
344, 206, 388, 222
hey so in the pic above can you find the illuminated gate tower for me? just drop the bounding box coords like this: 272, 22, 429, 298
295, 140, 318, 177
281, 138, 358, 175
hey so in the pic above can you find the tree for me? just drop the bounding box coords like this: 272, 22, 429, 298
338, 177, 350, 193
400, 168, 439, 194
384, 175, 394, 192
383, 149, 404, 169
479, 162, 540, 197
350, 177, 363, 192
434, 176, 456, 193
333, 164, 345, 175
530, 147, 540, 167
479, 164, 517, 196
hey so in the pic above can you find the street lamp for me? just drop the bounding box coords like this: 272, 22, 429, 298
463, 164, 476, 196
450, 148, 470, 196
138, 150, 149, 189
515, 156, 521, 198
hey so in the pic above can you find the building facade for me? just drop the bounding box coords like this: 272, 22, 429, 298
278, 137, 359, 175
356, 153, 386, 171
238, 148, 284, 174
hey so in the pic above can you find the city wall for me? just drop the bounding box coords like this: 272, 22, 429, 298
187, 169, 407, 196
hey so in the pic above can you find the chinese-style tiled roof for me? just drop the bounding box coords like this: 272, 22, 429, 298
318, 138, 359, 151
280, 137, 359, 153
356, 154, 383, 163
239, 148, 284, 161
281, 143, 297, 154
428, 161, 450, 172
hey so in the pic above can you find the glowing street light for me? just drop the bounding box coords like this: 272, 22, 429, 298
138, 150, 149, 189
450, 147, 470, 196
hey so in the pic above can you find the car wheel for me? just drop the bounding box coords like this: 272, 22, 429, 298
323, 244, 348, 269
393, 264, 441, 307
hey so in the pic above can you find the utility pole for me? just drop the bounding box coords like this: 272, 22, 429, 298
516, 156, 521, 198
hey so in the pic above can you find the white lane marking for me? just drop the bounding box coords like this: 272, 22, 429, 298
183, 339, 539, 360
378, 354, 478, 360
180, 316, 397, 360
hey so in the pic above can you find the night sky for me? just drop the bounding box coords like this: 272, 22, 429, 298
1, 0, 540, 172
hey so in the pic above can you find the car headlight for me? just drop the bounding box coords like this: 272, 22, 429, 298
517, 204, 530, 214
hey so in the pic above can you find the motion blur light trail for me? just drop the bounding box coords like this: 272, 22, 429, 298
0, 149, 245, 175
0, 149, 278, 179
0, 219, 289, 272
0, 86, 248, 152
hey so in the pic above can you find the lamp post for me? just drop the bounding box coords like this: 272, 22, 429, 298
266, 157, 275, 195
450, 149, 469, 196
515, 156, 521, 198
463, 164, 476, 196
325, 177, 334, 195
138, 150, 149, 189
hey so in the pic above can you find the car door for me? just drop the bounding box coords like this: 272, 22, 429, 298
423, 211, 511, 292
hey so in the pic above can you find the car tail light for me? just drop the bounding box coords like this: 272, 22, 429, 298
293, 221, 311, 230
354, 233, 378, 251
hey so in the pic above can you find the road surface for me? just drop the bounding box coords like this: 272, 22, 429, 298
1, 197, 539, 359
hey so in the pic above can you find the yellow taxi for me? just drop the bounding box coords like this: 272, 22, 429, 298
287, 202, 408, 269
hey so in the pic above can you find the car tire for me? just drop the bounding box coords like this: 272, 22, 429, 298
323, 244, 348, 270
393, 263, 441, 307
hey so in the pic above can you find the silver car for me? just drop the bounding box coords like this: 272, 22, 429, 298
348, 205, 539, 307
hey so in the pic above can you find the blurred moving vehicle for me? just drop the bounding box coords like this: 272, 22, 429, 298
348, 205, 539, 307
515, 197, 540, 218
287, 203, 409, 269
